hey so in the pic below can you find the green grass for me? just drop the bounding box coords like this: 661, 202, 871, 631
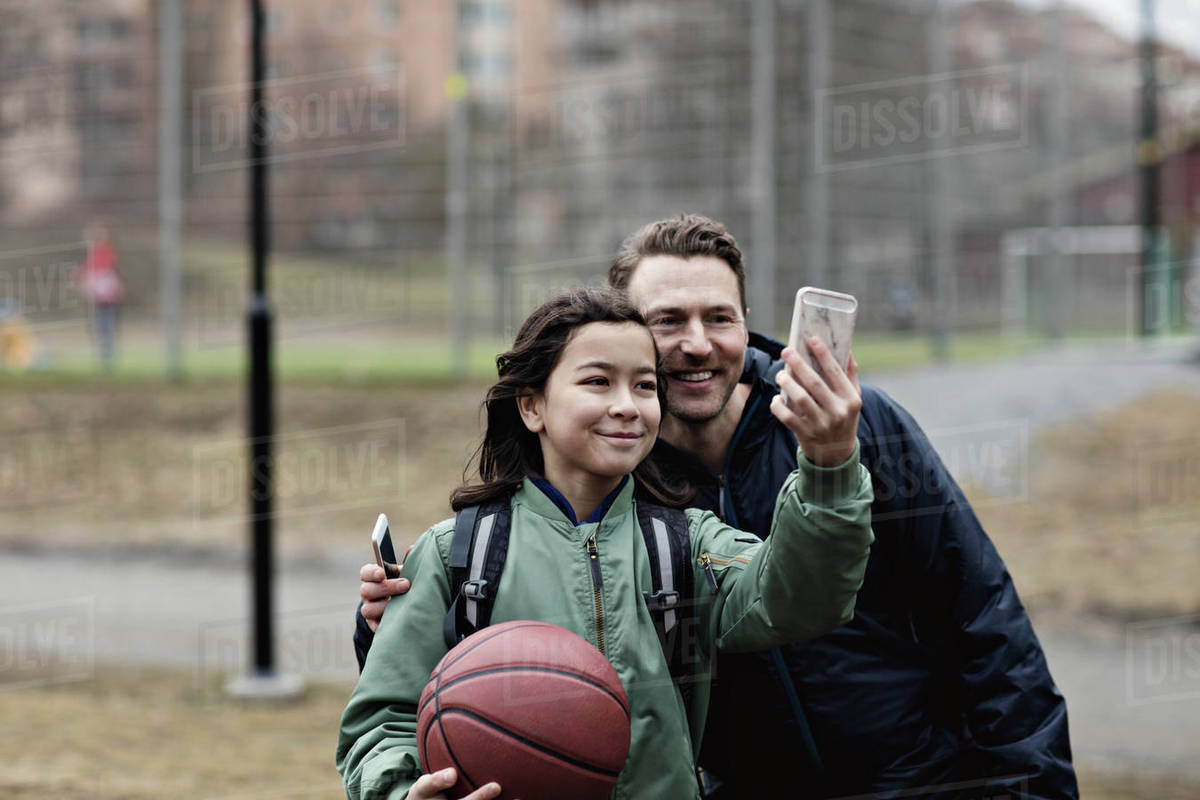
11, 232, 1190, 386
833, 329, 1197, 373
847, 331, 1032, 372
8, 329, 1194, 388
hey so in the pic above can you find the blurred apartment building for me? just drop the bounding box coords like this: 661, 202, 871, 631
0, 0, 545, 255
0, 0, 155, 226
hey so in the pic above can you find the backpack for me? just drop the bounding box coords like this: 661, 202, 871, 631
441, 499, 697, 693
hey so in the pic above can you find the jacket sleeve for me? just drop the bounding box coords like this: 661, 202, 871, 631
336, 525, 453, 800
692, 442, 875, 652
872, 391, 1078, 800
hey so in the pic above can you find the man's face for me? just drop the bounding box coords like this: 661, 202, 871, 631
624, 255, 748, 424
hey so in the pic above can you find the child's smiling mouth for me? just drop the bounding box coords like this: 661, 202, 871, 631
597, 431, 643, 442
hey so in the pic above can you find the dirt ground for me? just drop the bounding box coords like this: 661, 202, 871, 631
0, 379, 489, 558
969, 389, 1200, 620
1, 667, 346, 800
0, 666, 1193, 800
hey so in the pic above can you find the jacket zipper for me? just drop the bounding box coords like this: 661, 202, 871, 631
698, 553, 720, 594
704, 554, 752, 566
698, 552, 752, 595
585, 533, 606, 655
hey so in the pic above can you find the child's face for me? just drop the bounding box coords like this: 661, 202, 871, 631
520, 321, 661, 488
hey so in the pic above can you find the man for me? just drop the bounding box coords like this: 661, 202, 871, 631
355, 215, 1078, 799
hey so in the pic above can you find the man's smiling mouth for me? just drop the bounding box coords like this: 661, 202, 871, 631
672, 371, 715, 383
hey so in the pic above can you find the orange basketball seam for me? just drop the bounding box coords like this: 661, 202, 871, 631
430, 651, 479, 792
421, 664, 630, 721
428, 707, 624, 778
439, 620, 550, 673
419, 623, 611, 721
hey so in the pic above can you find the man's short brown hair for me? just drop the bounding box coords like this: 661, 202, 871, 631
608, 214, 747, 314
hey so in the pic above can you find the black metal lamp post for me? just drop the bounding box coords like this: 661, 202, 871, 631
228, 0, 299, 699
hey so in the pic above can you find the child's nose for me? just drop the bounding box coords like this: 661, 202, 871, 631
609, 389, 639, 418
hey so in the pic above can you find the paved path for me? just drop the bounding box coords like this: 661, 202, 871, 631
866, 339, 1200, 496
3, 549, 1197, 782
0, 548, 365, 685
1039, 618, 1200, 783
871, 338, 1200, 444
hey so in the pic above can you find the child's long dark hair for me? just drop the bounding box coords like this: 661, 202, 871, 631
450, 287, 692, 511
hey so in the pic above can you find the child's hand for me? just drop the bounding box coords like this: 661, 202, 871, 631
359, 544, 414, 632
408, 768, 503, 800
770, 338, 862, 467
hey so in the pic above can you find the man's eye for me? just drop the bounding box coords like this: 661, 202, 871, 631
651, 317, 680, 327
708, 315, 735, 325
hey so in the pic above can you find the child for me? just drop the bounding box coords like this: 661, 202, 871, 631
337, 288, 874, 800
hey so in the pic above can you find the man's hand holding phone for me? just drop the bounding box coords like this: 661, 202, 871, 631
362, 513, 413, 632
771, 287, 862, 468
359, 559, 411, 632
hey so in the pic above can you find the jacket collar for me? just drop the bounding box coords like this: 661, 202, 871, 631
516, 475, 634, 526
742, 331, 785, 382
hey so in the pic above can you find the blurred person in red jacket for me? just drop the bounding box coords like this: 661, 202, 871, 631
73, 222, 124, 370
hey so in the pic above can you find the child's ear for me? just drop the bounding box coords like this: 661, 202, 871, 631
515, 390, 545, 434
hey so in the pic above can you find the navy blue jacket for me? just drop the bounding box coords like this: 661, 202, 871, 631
663, 333, 1078, 800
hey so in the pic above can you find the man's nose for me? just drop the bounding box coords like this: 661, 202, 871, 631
678, 318, 713, 358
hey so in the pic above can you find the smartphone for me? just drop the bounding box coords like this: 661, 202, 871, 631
371, 513, 399, 577
787, 287, 858, 378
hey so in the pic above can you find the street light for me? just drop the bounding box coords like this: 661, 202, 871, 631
227, 0, 300, 700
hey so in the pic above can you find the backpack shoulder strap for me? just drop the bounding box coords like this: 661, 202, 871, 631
636, 502, 691, 631
636, 501, 693, 686
442, 501, 511, 650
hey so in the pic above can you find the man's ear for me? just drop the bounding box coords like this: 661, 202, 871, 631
515, 390, 545, 434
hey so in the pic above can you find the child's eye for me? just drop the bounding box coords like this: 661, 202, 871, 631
582, 376, 609, 387
637, 380, 658, 392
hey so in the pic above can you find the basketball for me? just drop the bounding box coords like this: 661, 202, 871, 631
416, 620, 631, 800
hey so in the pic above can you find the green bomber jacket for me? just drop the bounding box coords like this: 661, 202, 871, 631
337, 445, 874, 799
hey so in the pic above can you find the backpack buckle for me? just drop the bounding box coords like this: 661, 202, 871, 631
462, 579, 489, 601
642, 589, 680, 612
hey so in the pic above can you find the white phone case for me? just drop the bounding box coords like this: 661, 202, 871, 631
787, 287, 858, 375
371, 513, 393, 571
